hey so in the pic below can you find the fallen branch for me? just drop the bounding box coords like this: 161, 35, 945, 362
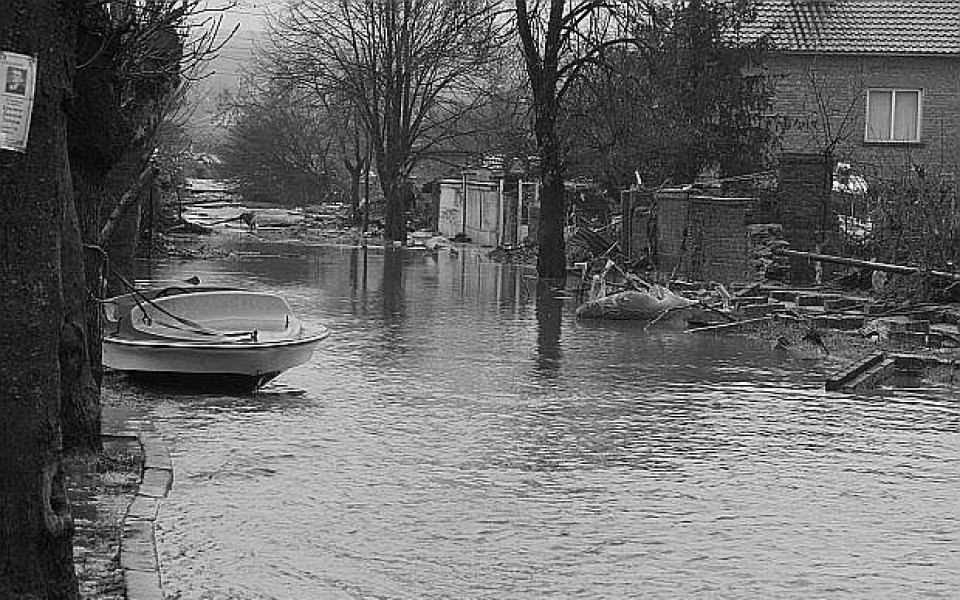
687, 313, 803, 334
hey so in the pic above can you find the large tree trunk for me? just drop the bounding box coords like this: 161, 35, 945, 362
517, 0, 567, 281
0, 0, 81, 596
534, 99, 567, 280
378, 155, 407, 243
60, 180, 102, 451
383, 180, 406, 242
60, 21, 125, 444
536, 153, 566, 279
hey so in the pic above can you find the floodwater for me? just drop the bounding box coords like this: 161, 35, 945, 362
122, 241, 960, 599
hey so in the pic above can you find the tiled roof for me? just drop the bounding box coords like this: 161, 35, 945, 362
738, 1, 960, 54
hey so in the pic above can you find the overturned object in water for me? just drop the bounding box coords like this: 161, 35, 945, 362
575, 284, 697, 320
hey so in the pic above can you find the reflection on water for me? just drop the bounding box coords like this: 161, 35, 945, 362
535, 284, 563, 378
129, 243, 960, 599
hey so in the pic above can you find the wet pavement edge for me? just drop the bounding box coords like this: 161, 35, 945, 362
103, 407, 173, 600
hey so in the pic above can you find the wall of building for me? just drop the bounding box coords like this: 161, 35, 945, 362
464, 182, 501, 246
437, 182, 463, 238
619, 189, 655, 261
776, 153, 838, 283
767, 53, 960, 180
436, 178, 502, 245
655, 190, 752, 284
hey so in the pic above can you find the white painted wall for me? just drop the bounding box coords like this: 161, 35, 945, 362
437, 177, 502, 245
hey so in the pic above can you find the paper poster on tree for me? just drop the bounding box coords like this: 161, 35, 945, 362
0, 51, 37, 152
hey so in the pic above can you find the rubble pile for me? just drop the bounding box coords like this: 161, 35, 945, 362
748, 223, 790, 281
487, 244, 537, 265
875, 272, 960, 305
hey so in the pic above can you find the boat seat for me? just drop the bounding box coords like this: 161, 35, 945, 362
129, 291, 302, 342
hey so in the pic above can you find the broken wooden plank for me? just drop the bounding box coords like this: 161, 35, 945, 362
776, 249, 960, 282
826, 352, 887, 392
687, 315, 778, 333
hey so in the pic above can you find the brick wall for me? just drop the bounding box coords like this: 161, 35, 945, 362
767, 53, 960, 181
620, 189, 654, 260
655, 190, 751, 284
777, 153, 836, 283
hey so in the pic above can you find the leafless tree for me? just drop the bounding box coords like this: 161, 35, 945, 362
267, 0, 511, 241
63, 0, 235, 451
514, 0, 640, 277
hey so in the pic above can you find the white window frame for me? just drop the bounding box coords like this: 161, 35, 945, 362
864, 88, 923, 144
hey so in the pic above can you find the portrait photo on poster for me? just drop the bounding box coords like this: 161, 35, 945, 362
4, 66, 27, 95
0, 52, 38, 152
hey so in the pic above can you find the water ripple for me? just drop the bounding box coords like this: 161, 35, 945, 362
134, 248, 960, 599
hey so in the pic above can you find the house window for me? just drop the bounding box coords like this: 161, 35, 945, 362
865, 89, 922, 143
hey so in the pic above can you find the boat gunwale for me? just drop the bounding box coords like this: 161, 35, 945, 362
103, 329, 329, 350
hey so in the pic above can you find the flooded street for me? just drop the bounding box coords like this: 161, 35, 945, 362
122, 242, 960, 598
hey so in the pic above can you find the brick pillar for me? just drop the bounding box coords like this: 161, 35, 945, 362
654, 190, 751, 284
690, 196, 751, 284
779, 152, 834, 283
621, 188, 654, 261
655, 189, 690, 276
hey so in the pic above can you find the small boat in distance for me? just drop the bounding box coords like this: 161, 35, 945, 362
102, 287, 328, 390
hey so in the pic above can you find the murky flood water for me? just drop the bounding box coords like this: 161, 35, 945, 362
122, 241, 960, 599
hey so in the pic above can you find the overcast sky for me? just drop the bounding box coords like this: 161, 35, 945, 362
205, 0, 270, 79
182, 2, 270, 136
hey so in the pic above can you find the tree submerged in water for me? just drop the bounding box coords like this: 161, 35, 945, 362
514, 0, 772, 278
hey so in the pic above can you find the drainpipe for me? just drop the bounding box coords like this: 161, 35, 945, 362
517, 179, 523, 244
498, 176, 505, 246
461, 169, 467, 236
478, 183, 483, 242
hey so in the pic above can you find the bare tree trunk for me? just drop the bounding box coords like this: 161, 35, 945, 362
536, 139, 567, 279
98, 163, 159, 247
383, 178, 407, 242
516, 0, 567, 280
534, 96, 567, 280
378, 155, 408, 243
60, 170, 102, 451
63, 24, 124, 442
344, 157, 363, 225
103, 149, 147, 296
74, 169, 107, 388
0, 0, 81, 595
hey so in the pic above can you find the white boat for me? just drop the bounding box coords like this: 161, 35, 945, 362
102, 288, 328, 389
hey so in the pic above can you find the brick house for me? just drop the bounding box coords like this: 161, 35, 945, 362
742, 0, 960, 181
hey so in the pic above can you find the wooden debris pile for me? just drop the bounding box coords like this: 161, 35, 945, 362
575, 248, 958, 388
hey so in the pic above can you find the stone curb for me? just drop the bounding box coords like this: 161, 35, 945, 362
110, 425, 174, 600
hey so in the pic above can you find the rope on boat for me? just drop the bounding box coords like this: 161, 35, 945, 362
111, 271, 257, 341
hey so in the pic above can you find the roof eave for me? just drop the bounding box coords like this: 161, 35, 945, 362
774, 49, 960, 58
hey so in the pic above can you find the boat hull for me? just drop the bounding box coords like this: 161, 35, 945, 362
103, 334, 326, 377
119, 370, 285, 393
102, 288, 328, 389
